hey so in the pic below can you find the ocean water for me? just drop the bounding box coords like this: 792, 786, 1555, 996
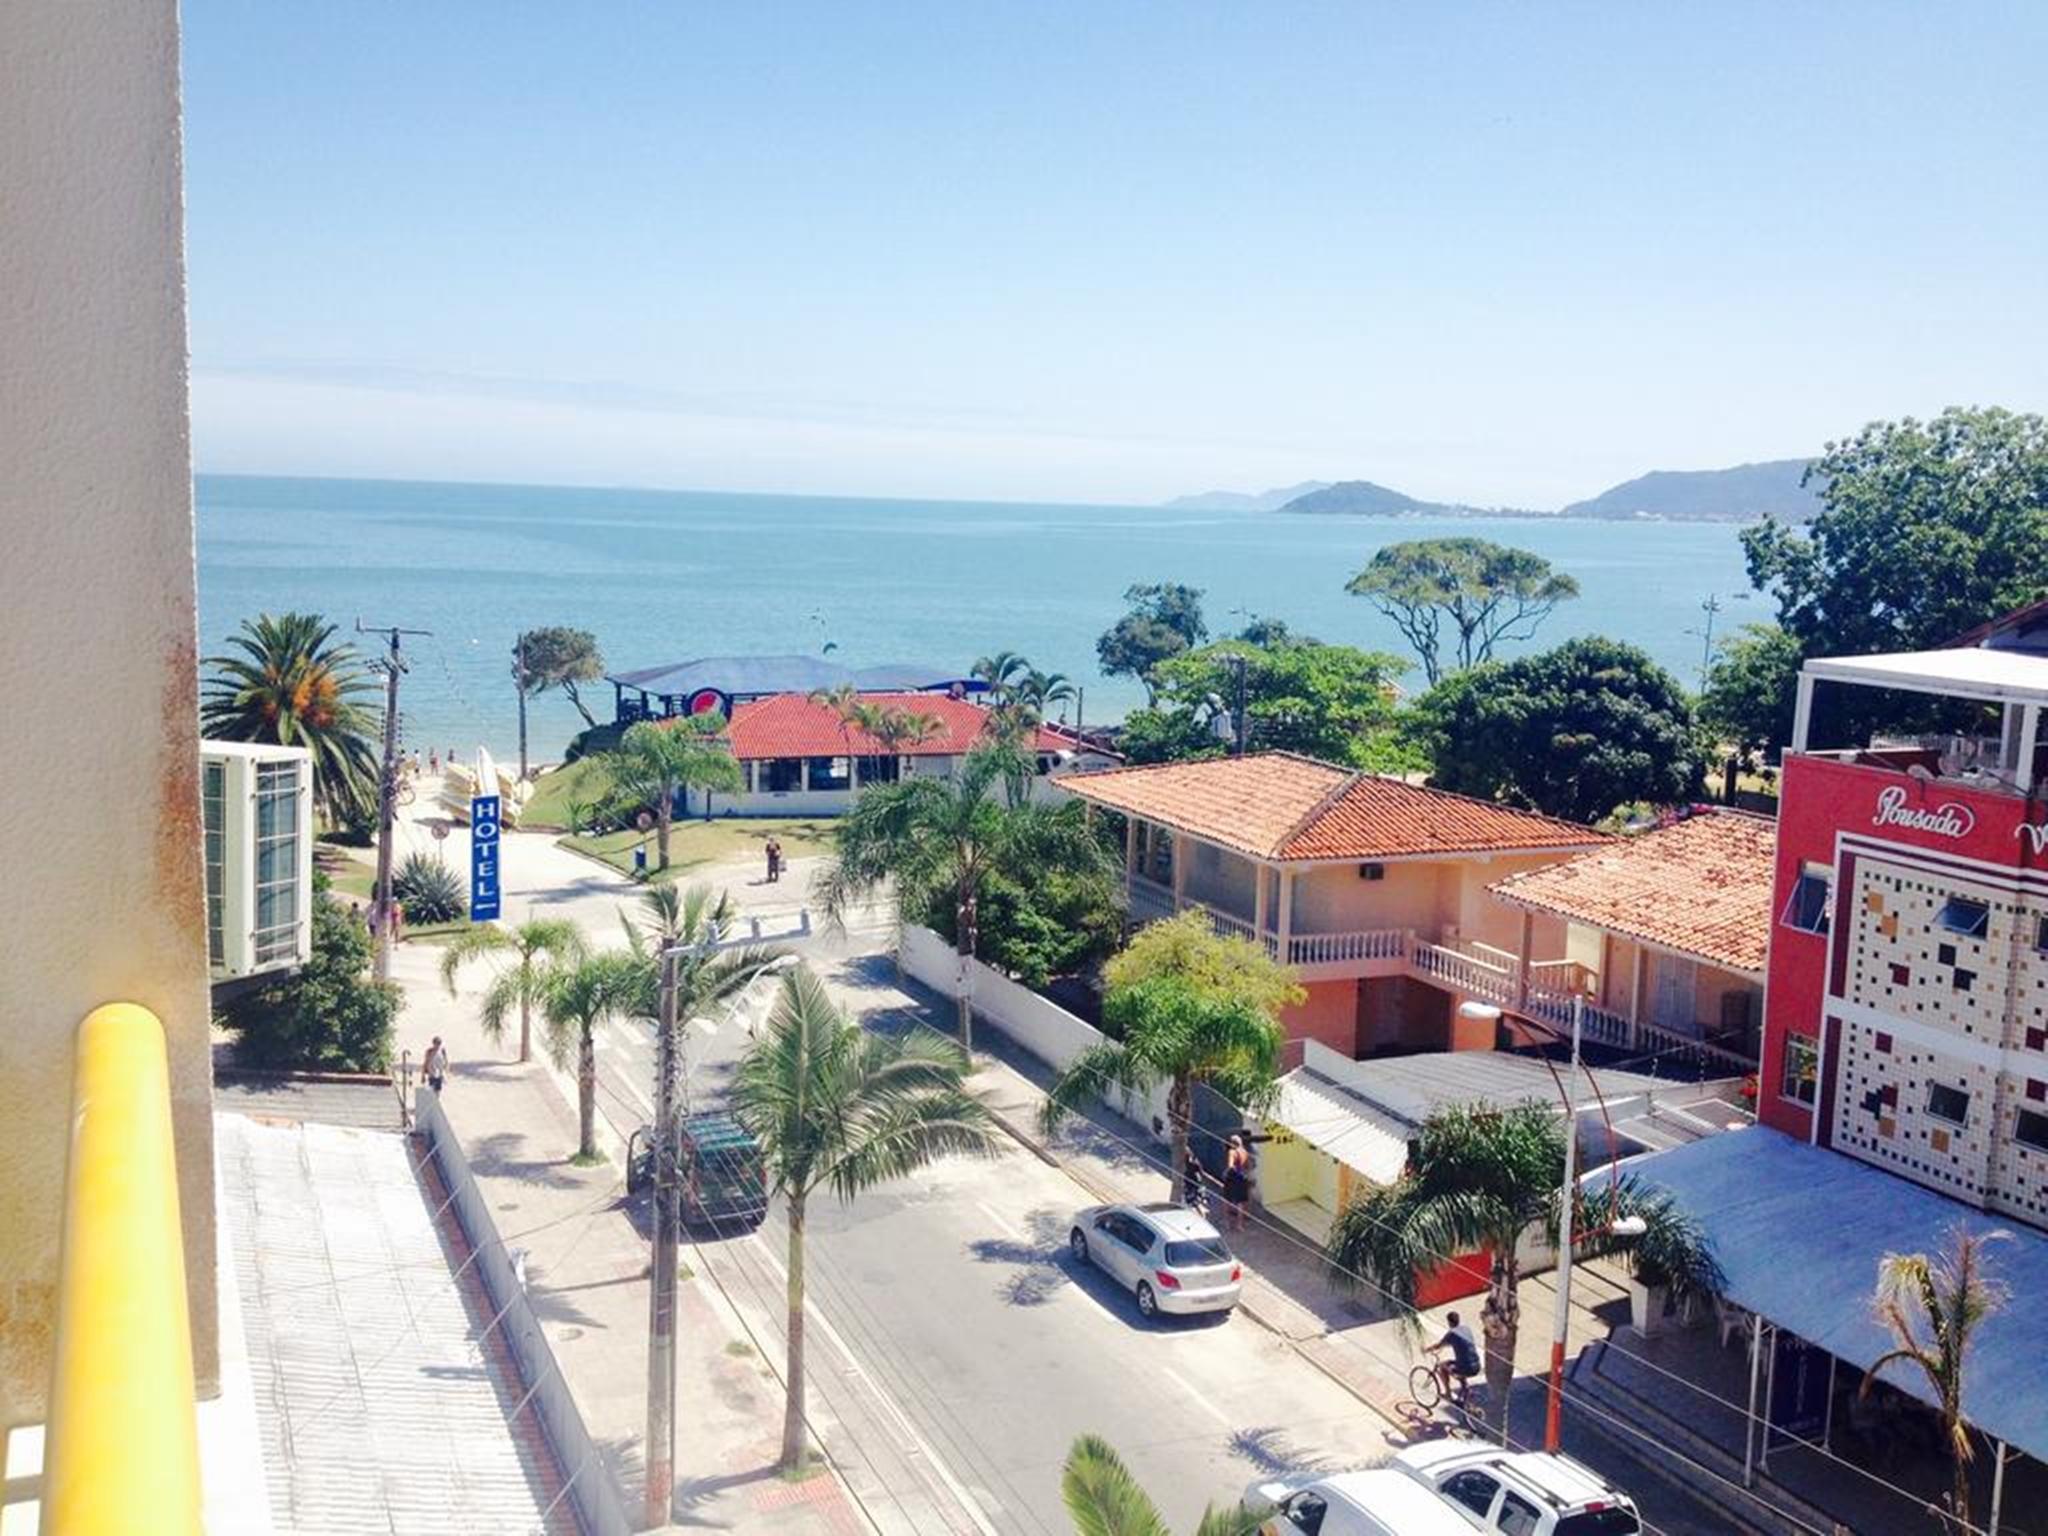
196, 474, 1762, 762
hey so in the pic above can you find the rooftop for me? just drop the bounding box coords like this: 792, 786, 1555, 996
1489, 810, 1776, 976
607, 654, 972, 699
716, 690, 1072, 760
1802, 645, 2048, 708
1060, 751, 1603, 863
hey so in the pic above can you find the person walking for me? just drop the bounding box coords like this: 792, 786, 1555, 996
1221, 1133, 1252, 1232
765, 836, 784, 884
1181, 1148, 1209, 1214
422, 1035, 450, 1095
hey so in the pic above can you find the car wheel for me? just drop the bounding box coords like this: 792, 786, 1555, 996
1069, 1228, 1089, 1265
1136, 1281, 1157, 1318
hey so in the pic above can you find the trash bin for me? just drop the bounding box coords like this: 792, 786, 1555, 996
633, 844, 648, 874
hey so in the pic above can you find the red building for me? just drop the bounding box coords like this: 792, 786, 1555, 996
1757, 613, 2048, 1228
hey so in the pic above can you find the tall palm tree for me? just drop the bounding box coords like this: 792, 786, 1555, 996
1060, 1434, 1263, 1536
437, 917, 586, 1064
731, 966, 997, 1472
541, 951, 646, 1161
624, 882, 734, 951
603, 717, 744, 871
1040, 916, 1295, 1203
1325, 1101, 1719, 1439
202, 612, 380, 824
1865, 1224, 2009, 1531
1019, 667, 1077, 716
849, 699, 943, 790
971, 650, 1032, 704
816, 745, 1113, 1050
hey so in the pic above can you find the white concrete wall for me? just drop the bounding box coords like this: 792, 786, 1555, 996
0, 0, 217, 1420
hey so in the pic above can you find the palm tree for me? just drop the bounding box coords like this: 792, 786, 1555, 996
859, 703, 942, 756
971, 650, 1032, 704
731, 966, 997, 1472
1325, 1101, 1720, 1439
438, 917, 586, 1064
202, 612, 380, 824
1019, 668, 1077, 716
1060, 1434, 1263, 1536
1041, 913, 1296, 1203
624, 881, 734, 951
541, 951, 646, 1160
1865, 1224, 2009, 1531
602, 717, 744, 871
816, 745, 1113, 1050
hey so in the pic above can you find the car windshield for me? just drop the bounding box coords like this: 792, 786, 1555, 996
1556, 1510, 1641, 1535
1162, 1237, 1231, 1267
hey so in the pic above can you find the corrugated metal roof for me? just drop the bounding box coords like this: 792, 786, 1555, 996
1604, 1128, 2048, 1462
1269, 1070, 1413, 1184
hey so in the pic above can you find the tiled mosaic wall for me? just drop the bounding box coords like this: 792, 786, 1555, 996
1829, 856, 2048, 1225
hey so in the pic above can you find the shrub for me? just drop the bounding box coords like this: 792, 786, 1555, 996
393, 851, 466, 923
920, 866, 1122, 989
220, 882, 399, 1071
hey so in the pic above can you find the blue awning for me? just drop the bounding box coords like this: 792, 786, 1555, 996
606, 655, 973, 698
1603, 1128, 2048, 1460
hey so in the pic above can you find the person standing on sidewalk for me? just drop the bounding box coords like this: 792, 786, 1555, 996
423, 1036, 450, 1095
1222, 1134, 1251, 1231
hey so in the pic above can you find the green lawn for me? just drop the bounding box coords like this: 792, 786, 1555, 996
558, 818, 838, 882
319, 853, 472, 941
520, 757, 610, 831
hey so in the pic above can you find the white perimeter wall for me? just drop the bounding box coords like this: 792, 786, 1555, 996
0, 0, 217, 1419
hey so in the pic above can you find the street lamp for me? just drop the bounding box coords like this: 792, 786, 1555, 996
1457, 996, 1644, 1455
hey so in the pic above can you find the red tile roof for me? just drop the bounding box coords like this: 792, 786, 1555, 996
1059, 752, 1605, 862
1488, 809, 1776, 975
707, 692, 1069, 761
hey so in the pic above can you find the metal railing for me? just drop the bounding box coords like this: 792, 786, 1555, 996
45, 1003, 202, 1535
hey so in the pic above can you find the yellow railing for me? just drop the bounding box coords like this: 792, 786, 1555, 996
44, 1003, 202, 1535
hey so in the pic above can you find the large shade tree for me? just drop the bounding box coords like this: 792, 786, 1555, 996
731, 966, 996, 1472
602, 717, 744, 870
1346, 539, 1580, 685
202, 612, 381, 825
1059, 1434, 1262, 1536
1042, 912, 1300, 1203
512, 626, 605, 778
817, 745, 1114, 1050
1700, 622, 1805, 771
1132, 638, 1412, 768
1412, 636, 1707, 823
1326, 1101, 1720, 1438
1098, 583, 1209, 703
438, 916, 586, 1063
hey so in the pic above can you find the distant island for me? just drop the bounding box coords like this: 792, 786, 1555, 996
1174, 456, 1820, 523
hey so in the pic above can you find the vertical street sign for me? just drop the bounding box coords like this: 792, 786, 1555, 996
470, 794, 503, 921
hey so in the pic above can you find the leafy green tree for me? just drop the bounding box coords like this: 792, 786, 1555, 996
1413, 637, 1707, 823
541, 950, 646, 1161
1700, 622, 1804, 769
1044, 912, 1300, 1203
1865, 1225, 2009, 1532
513, 626, 606, 778
1117, 706, 1228, 766
732, 966, 996, 1472
1346, 538, 1580, 685
1060, 1434, 1263, 1536
818, 746, 1114, 1049
202, 612, 380, 826
1098, 583, 1208, 702
921, 862, 1123, 989
438, 916, 586, 1063
220, 881, 399, 1071
1326, 1102, 1720, 1438
602, 717, 744, 871
1143, 640, 1409, 767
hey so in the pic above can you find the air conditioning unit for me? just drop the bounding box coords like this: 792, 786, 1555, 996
202, 741, 315, 982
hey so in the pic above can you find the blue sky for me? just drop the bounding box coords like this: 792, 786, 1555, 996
181, 2, 2048, 506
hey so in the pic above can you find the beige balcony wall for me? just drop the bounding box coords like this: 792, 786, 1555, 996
0, 0, 216, 1422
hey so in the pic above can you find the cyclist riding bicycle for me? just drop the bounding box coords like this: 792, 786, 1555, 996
1428, 1310, 1482, 1402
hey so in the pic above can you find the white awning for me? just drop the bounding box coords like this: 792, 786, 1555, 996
1269, 1069, 1412, 1185
1804, 647, 2048, 708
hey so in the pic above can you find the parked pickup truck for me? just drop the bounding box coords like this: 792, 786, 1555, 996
1391, 1442, 1641, 1536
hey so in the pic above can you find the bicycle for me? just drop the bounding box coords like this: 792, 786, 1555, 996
1408, 1362, 1483, 1428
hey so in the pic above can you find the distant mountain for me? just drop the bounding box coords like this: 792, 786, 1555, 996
1278, 479, 1533, 517
1163, 481, 1331, 512
1560, 459, 1818, 522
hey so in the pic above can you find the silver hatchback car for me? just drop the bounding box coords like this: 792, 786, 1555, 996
1069, 1201, 1243, 1318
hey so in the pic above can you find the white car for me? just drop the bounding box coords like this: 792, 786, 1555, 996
1068, 1202, 1242, 1318
1243, 1468, 1485, 1536
1392, 1442, 1641, 1536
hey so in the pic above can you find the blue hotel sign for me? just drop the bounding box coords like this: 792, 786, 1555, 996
470, 795, 503, 921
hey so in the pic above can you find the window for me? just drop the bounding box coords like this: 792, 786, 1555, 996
1556, 1512, 1643, 1536
806, 755, 851, 791
760, 758, 801, 793
1441, 1470, 1501, 1518
1780, 867, 1832, 934
856, 754, 900, 784
202, 759, 226, 967
1926, 1082, 1971, 1126
2036, 915, 2048, 954
1781, 1036, 1819, 1105
1937, 897, 1990, 939
1282, 1492, 1327, 1534
1162, 1237, 1231, 1267
252, 761, 301, 964
2016, 1109, 2048, 1153
1498, 1491, 1545, 1536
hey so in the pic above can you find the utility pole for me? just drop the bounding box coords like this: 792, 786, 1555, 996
1226, 652, 1250, 755
359, 619, 431, 984
1692, 594, 1723, 689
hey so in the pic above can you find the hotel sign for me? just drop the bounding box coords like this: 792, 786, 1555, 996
1871, 784, 1975, 839
470, 794, 503, 921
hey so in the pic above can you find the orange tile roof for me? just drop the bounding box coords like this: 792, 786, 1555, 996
1059, 752, 1605, 862
713, 692, 1067, 761
1488, 809, 1776, 975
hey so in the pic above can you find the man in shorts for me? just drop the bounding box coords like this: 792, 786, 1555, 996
1430, 1309, 1482, 1401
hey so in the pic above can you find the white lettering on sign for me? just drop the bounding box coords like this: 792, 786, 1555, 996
1872, 784, 1976, 839
2019, 823, 2048, 856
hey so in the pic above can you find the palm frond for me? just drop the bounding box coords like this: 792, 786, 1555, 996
1059, 1435, 1171, 1536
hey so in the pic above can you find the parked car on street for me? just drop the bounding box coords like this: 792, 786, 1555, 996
1242, 1468, 1482, 1535
1067, 1201, 1242, 1318
1391, 1442, 1641, 1535
626, 1110, 768, 1229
